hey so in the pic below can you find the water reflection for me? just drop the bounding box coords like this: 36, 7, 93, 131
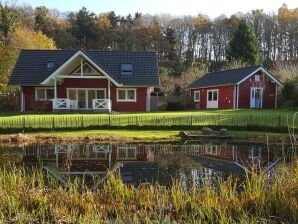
14, 142, 291, 187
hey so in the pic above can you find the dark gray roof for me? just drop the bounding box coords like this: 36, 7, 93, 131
9, 49, 159, 86
188, 65, 281, 89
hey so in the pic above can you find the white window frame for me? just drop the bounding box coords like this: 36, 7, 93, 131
72, 62, 100, 76
206, 89, 219, 109
255, 75, 260, 82
117, 146, 137, 160
67, 88, 107, 109
207, 89, 218, 101
35, 87, 54, 101
194, 90, 200, 102
116, 88, 137, 102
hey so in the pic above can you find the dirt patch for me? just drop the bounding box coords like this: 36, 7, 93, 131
0, 133, 176, 147
0, 133, 295, 147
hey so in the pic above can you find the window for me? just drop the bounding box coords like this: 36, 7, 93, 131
117, 89, 136, 102
121, 64, 133, 75
72, 62, 99, 76
213, 91, 218, 101
117, 146, 137, 159
255, 75, 260, 82
207, 90, 218, 102
194, 91, 200, 102
35, 88, 54, 101
208, 91, 213, 101
46, 61, 55, 69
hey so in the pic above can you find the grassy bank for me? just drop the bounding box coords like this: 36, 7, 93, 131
0, 163, 297, 223
0, 129, 296, 145
0, 109, 297, 133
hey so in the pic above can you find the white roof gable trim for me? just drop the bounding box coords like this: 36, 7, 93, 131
237, 67, 283, 86
41, 50, 121, 86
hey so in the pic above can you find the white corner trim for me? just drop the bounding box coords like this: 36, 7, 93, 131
41, 50, 121, 86
233, 85, 236, 109
116, 88, 137, 102
236, 84, 239, 109
275, 84, 278, 108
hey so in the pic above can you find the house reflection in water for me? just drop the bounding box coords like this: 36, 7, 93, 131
22, 144, 158, 186
21, 142, 282, 186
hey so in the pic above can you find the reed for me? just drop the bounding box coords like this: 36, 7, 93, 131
0, 162, 297, 223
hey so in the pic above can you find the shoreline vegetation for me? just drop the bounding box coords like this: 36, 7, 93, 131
0, 163, 297, 223
0, 129, 297, 145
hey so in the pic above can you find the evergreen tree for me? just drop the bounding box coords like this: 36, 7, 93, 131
226, 20, 262, 65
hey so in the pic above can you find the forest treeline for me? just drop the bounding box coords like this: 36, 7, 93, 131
0, 1, 297, 106
1, 3, 297, 68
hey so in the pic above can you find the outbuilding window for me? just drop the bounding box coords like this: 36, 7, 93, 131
194, 91, 200, 102
255, 75, 260, 82
116, 88, 136, 102
35, 88, 54, 101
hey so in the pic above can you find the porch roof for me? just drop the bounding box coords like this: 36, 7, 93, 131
9, 49, 159, 87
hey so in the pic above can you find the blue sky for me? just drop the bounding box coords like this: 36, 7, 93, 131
18, 0, 298, 18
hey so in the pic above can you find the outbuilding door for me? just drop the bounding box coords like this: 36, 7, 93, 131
250, 87, 263, 108
207, 89, 218, 109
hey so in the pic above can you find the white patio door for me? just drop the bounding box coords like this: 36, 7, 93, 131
250, 87, 263, 108
207, 89, 218, 109
67, 88, 106, 109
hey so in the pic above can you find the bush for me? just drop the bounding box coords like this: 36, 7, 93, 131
166, 102, 184, 111
283, 100, 296, 108
281, 78, 298, 107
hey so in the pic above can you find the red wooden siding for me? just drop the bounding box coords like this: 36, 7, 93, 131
22, 79, 150, 112
191, 71, 277, 109
238, 72, 276, 109
23, 86, 52, 111
191, 85, 234, 109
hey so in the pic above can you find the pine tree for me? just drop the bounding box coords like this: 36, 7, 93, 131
226, 20, 262, 65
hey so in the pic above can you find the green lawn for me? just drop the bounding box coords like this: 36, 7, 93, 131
21, 129, 297, 138
0, 108, 297, 118
0, 109, 297, 133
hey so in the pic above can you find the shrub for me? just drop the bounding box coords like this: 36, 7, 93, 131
166, 102, 184, 111
281, 78, 298, 107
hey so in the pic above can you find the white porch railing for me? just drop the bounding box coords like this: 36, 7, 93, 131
92, 99, 112, 113
53, 98, 78, 110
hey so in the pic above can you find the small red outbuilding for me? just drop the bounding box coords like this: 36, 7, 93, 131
188, 65, 283, 109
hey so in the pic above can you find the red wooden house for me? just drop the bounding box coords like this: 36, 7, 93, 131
9, 49, 159, 112
188, 65, 282, 109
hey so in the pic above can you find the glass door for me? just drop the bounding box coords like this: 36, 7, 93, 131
78, 90, 86, 109
96, 90, 106, 99
88, 90, 96, 109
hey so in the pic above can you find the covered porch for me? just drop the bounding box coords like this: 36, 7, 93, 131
52, 87, 112, 113
41, 51, 117, 113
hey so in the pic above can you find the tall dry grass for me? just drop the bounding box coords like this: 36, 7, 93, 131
0, 162, 297, 223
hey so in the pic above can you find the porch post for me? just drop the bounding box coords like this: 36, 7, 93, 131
53, 78, 57, 110
20, 87, 24, 112
54, 78, 57, 99
108, 79, 111, 100
108, 79, 111, 113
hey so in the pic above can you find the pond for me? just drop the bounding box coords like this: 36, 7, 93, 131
0, 141, 295, 188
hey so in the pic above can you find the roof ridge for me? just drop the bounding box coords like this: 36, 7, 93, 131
86, 50, 157, 54
209, 64, 262, 74
20, 49, 157, 54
